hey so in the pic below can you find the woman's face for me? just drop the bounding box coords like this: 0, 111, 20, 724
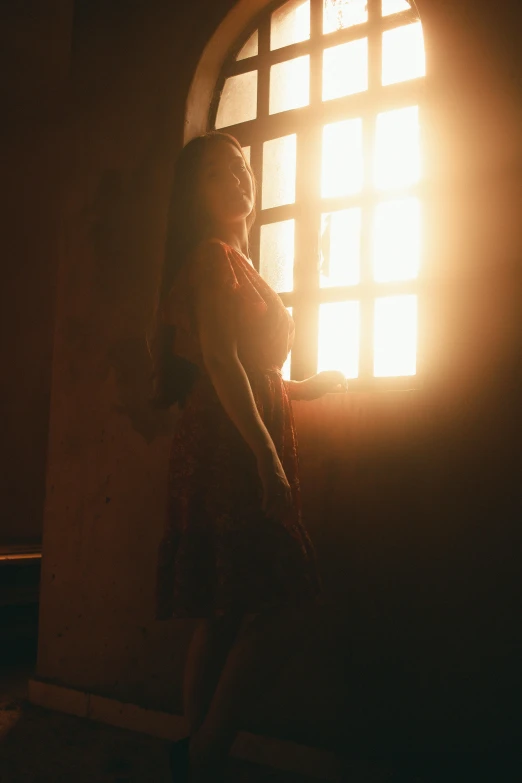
198, 141, 254, 229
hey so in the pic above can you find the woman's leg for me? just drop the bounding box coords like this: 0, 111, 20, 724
182, 609, 248, 736
188, 602, 314, 781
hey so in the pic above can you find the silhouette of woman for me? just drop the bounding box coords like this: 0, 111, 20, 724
147, 131, 348, 782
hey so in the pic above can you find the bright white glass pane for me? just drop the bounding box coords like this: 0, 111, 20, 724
269, 56, 310, 114
318, 301, 360, 378
237, 30, 258, 60
262, 134, 297, 209
374, 105, 420, 189
323, 0, 367, 33
320, 209, 361, 287
215, 72, 257, 128
382, 23, 425, 85
382, 0, 411, 15
323, 39, 368, 100
322, 119, 363, 197
373, 198, 420, 282
282, 306, 293, 380
374, 295, 417, 376
271, 0, 310, 50
260, 220, 295, 292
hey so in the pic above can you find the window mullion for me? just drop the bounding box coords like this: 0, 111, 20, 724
359, 0, 382, 381
291, 0, 323, 381
250, 16, 271, 273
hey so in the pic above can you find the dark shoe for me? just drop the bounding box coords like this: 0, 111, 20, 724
169, 735, 191, 782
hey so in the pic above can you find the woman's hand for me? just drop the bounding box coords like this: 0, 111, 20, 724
297, 370, 349, 401
256, 449, 293, 520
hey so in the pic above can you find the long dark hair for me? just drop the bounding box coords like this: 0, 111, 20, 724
146, 131, 257, 410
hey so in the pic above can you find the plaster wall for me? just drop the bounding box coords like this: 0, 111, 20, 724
31, 0, 522, 754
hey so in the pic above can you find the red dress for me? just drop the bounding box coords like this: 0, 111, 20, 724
155, 238, 323, 620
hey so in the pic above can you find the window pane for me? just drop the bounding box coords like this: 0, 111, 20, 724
271, 0, 310, 50
282, 306, 293, 380
262, 134, 297, 209
322, 119, 363, 197
269, 56, 310, 114
320, 209, 361, 287
323, 39, 368, 101
373, 198, 420, 282
215, 72, 257, 128
318, 301, 360, 378
382, 23, 425, 85
382, 0, 411, 16
242, 145, 251, 163
374, 295, 417, 376
374, 105, 420, 189
260, 220, 295, 293
323, 0, 368, 34
237, 30, 258, 60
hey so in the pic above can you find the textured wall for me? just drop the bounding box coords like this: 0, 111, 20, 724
32, 0, 522, 756
0, 1, 73, 544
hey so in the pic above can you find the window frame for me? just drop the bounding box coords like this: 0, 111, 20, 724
208, 0, 427, 391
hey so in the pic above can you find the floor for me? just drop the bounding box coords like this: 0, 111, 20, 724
1, 646, 522, 783
0, 662, 320, 783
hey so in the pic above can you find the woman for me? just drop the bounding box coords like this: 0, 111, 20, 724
147, 131, 348, 782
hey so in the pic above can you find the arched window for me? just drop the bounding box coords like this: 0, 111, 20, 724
210, 0, 426, 389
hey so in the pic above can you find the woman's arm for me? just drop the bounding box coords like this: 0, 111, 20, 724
284, 379, 305, 401
195, 279, 277, 463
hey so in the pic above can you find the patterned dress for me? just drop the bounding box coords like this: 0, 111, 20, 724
155, 238, 323, 620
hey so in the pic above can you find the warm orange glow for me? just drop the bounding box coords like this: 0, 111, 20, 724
260, 220, 295, 292
237, 30, 258, 60
318, 301, 360, 378
322, 38, 368, 100
323, 0, 368, 33
320, 209, 361, 287
271, 0, 310, 50
269, 56, 310, 114
382, 22, 425, 85
374, 295, 417, 376
373, 197, 421, 282
282, 306, 293, 380
218, 0, 427, 380
262, 134, 297, 209
382, 0, 411, 17
322, 118, 363, 197
215, 72, 258, 129
375, 105, 421, 189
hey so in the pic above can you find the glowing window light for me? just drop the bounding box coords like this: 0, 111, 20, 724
373, 197, 421, 282
374, 295, 417, 376
269, 56, 310, 114
323, 0, 368, 33
320, 209, 361, 287
322, 118, 363, 197
215, 72, 258, 129
214, 0, 426, 384
322, 38, 368, 101
374, 105, 420, 190
237, 30, 258, 60
271, 0, 310, 50
318, 301, 360, 378
382, 23, 425, 85
260, 220, 295, 293
262, 134, 297, 209
382, 0, 411, 16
